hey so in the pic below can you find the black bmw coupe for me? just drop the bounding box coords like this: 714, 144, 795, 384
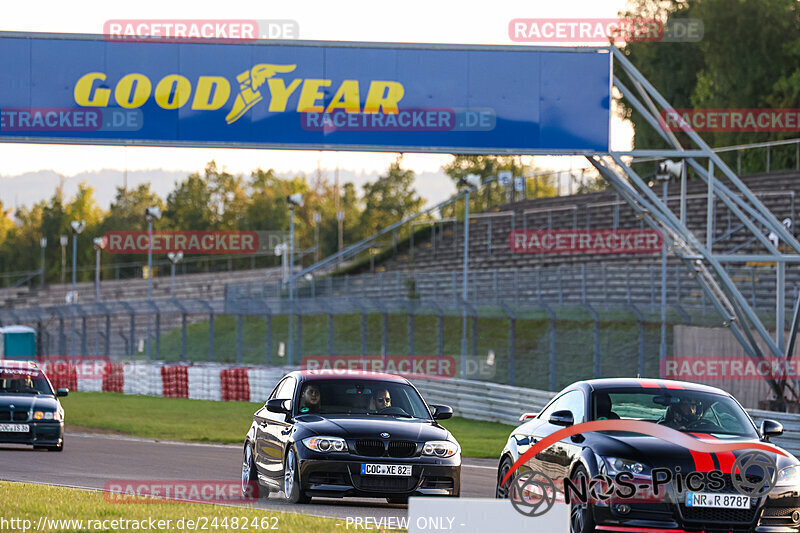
242, 370, 461, 504
0, 361, 67, 451
496, 378, 800, 533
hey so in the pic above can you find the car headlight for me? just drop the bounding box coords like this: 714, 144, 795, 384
302, 436, 347, 453
34, 411, 59, 421
422, 440, 459, 458
602, 456, 648, 476
33, 411, 44, 420
776, 465, 800, 487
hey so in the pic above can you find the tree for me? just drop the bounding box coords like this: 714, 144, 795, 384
164, 165, 215, 231
620, 0, 800, 172
441, 155, 567, 219
360, 157, 424, 233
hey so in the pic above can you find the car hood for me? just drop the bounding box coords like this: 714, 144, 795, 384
295, 414, 452, 442
587, 432, 798, 471
0, 394, 59, 412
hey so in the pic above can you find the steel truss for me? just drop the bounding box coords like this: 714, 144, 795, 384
592, 47, 800, 405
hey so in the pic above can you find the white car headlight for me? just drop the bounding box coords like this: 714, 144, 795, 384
422, 440, 459, 458
302, 436, 347, 453
776, 465, 800, 487
602, 456, 648, 476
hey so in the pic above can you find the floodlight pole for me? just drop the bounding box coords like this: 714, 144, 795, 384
660, 179, 668, 361
60, 236, 67, 284
289, 205, 296, 365
461, 189, 470, 379
39, 237, 46, 286
95, 246, 101, 301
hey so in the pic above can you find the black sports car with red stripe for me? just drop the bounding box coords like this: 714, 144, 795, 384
496, 378, 800, 533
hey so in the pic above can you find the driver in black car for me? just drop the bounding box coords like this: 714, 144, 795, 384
373, 388, 392, 410
664, 398, 702, 429
299, 383, 321, 413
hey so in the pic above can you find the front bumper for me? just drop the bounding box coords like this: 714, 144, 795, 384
298, 455, 461, 498
0, 421, 63, 446
591, 489, 800, 533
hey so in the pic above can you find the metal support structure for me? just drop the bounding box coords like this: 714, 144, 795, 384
500, 303, 516, 386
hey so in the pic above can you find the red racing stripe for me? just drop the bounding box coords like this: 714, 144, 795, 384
689, 449, 716, 472
638, 379, 663, 388
663, 381, 684, 389
694, 432, 736, 473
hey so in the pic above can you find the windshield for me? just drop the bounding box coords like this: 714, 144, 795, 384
591, 388, 758, 438
297, 379, 431, 419
0, 370, 54, 395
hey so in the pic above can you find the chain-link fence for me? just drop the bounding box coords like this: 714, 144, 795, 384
0, 289, 685, 392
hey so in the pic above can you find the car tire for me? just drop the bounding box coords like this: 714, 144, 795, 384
283, 447, 310, 504
570, 465, 596, 533
496, 455, 514, 499
386, 495, 409, 505
242, 442, 263, 499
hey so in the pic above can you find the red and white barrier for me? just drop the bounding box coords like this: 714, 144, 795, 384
50, 361, 290, 404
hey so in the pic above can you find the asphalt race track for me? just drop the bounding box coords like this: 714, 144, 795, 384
0, 430, 497, 522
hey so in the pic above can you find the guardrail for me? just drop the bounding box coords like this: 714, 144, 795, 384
414, 378, 800, 458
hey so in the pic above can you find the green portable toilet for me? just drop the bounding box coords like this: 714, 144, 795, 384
0, 325, 36, 360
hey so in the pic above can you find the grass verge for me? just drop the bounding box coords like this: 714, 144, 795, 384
0, 481, 368, 533
61, 392, 513, 458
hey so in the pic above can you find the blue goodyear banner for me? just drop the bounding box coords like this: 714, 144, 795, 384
0, 33, 611, 153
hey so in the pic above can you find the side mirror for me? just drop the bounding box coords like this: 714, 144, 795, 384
761, 419, 784, 440
549, 410, 574, 427
519, 412, 539, 423
266, 398, 291, 414
56, 389, 69, 397
431, 404, 453, 420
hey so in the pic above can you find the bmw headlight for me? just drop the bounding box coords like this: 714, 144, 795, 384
33, 411, 60, 421
302, 436, 347, 453
776, 465, 800, 487
602, 456, 648, 476
422, 440, 459, 458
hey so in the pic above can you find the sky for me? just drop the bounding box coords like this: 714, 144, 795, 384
0, 0, 634, 205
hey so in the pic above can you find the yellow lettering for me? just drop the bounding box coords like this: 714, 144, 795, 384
296, 79, 331, 112
266, 78, 302, 112
324, 80, 361, 113
74, 72, 110, 107
114, 73, 152, 109
192, 76, 231, 110
363, 81, 404, 114
154, 75, 191, 110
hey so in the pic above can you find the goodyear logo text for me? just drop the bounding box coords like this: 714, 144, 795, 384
73, 64, 405, 125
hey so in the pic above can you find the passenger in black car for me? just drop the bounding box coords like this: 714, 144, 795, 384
595, 392, 620, 420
